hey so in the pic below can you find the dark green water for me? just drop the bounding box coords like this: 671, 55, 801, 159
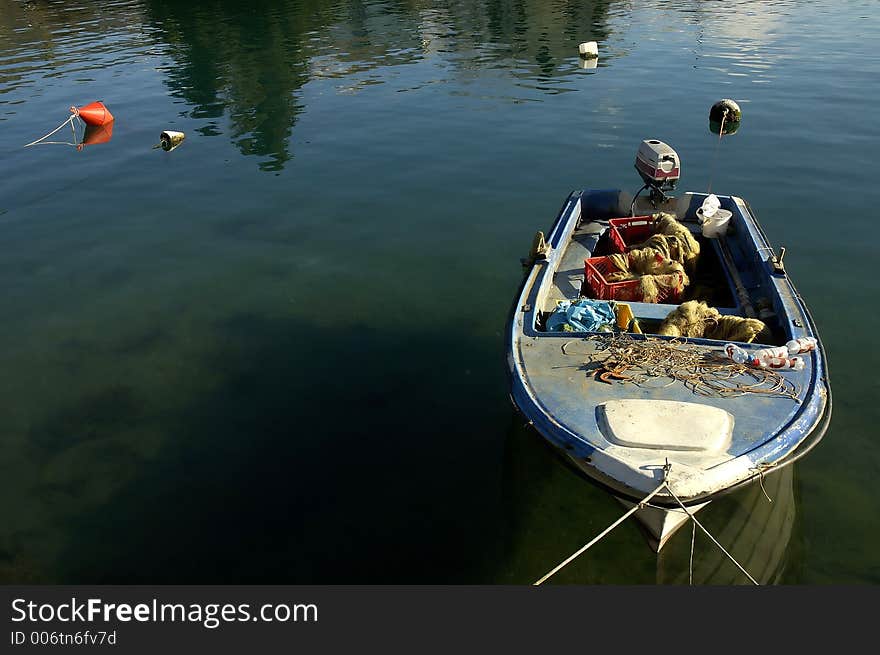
1, 0, 877, 584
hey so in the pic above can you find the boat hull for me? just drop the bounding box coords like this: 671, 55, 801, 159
507, 188, 831, 541
617, 498, 708, 553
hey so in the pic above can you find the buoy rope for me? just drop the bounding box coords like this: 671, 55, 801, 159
706, 108, 728, 194
533, 463, 761, 585
23, 114, 80, 148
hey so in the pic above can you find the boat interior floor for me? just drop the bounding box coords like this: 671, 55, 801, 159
544, 215, 784, 342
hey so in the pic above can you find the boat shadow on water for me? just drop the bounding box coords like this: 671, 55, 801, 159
499, 416, 800, 585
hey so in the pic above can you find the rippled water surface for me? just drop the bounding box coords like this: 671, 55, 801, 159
1, 0, 878, 584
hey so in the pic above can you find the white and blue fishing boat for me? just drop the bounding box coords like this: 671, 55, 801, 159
507, 104, 831, 552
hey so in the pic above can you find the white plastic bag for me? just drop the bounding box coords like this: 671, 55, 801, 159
701, 194, 720, 218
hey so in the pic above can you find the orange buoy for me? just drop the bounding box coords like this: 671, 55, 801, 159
71, 101, 114, 127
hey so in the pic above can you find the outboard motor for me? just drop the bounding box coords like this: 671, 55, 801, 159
635, 139, 680, 205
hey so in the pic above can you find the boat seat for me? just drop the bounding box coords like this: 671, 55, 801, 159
626, 302, 739, 321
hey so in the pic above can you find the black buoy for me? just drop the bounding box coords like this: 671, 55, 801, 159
709, 99, 741, 136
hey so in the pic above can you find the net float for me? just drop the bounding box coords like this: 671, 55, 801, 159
578, 41, 598, 58
158, 130, 185, 151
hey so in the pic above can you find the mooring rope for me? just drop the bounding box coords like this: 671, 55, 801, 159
23, 114, 79, 148
532, 479, 668, 586
662, 484, 759, 585
533, 464, 761, 586
689, 520, 696, 586
750, 462, 778, 504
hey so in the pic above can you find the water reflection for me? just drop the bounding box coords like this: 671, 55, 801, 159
1, 0, 803, 171
498, 419, 658, 584
683, 0, 790, 83
579, 56, 599, 70
144, 0, 318, 171
499, 418, 799, 585
77, 122, 115, 150
0, 0, 152, 107
2, 0, 623, 169
656, 465, 797, 585
1, 0, 859, 585
142, 0, 619, 170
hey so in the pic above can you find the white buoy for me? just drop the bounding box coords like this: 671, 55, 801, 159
578, 41, 598, 58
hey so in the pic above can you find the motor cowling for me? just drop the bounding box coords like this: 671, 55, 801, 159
635, 139, 680, 192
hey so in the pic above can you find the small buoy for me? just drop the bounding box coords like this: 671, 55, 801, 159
709, 99, 741, 136
578, 41, 598, 58
71, 101, 114, 127
159, 130, 185, 152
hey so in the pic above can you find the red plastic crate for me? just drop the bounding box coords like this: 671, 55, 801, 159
584, 256, 682, 303
608, 215, 656, 253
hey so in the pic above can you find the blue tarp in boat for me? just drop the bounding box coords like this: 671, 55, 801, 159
546, 299, 616, 332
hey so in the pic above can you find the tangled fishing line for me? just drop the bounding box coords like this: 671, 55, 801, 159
565, 333, 800, 400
